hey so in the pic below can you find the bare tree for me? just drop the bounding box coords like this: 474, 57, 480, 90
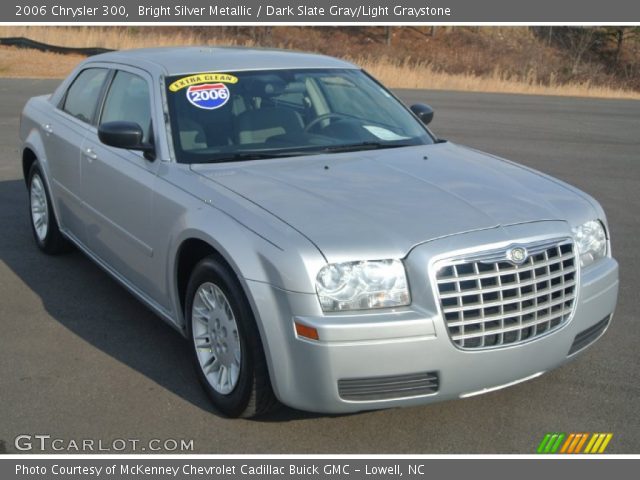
601, 27, 640, 65
556, 27, 598, 75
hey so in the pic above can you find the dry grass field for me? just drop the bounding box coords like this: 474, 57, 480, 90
358, 57, 640, 99
0, 46, 84, 78
1, 26, 639, 99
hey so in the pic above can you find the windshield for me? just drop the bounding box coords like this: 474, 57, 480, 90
164, 68, 434, 163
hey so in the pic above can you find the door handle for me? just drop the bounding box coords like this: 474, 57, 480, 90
84, 148, 98, 161
42, 123, 53, 135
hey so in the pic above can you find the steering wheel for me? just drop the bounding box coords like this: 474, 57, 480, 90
304, 113, 352, 133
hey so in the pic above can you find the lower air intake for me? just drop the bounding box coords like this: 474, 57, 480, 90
338, 372, 439, 401
569, 315, 611, 355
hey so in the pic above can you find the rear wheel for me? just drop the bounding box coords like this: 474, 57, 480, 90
28, 162, 71, 254
185, 256, 278, 417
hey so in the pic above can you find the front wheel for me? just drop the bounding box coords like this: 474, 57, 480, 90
185, 257, 278, 417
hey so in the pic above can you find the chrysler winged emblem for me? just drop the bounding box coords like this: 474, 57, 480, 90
507, 246, 528, 265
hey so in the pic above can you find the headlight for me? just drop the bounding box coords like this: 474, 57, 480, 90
316, 259, 410, 312
572, 220, 607, 268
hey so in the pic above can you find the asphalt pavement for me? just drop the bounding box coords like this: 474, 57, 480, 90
0, 79, 638, 453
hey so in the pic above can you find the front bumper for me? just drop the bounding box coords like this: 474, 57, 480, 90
247, 224, 619, 414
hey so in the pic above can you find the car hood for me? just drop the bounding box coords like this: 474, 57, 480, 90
192, 142, 595, 262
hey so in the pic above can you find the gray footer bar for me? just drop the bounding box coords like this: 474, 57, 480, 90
1, 458, 637, 480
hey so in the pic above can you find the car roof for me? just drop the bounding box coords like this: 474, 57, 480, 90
89, 46, 358, 75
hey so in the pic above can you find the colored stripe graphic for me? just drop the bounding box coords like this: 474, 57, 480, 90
584, 433, 599, 453
567, 433, 584, 453
538, 433, 613, 454
574, 433, 589, 453
585, 433, 613, 453
537, 433, 565, 453
537, 433, 552, 453
598, 433, 613, 453
550, 433, 565, 453
560, 433, 575, 453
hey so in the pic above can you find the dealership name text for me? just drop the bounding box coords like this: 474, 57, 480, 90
16, 463, 411, 476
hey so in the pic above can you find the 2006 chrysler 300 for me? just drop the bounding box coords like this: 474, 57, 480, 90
20, 47, 619, 417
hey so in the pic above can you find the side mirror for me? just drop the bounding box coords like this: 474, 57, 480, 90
98, 121, 155, 160
410, 104, 434, 125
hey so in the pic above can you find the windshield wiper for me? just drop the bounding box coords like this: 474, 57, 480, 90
203, 150, 318, 163
321, 141, 414, 153
199, 142, 414, 163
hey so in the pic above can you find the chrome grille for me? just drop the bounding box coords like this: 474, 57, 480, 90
435, 239, 577, 350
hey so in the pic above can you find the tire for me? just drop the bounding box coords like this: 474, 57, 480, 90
27, 162, 72, 255
185, 256, 279, 417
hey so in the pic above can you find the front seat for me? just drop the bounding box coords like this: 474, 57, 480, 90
234, 107, 304, 145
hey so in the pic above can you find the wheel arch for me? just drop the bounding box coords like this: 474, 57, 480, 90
22, 147, 38, 185
172, 233, 259, 334
21, 136, 63, 227
175, 237, 233, 320
21, 125, 50, 182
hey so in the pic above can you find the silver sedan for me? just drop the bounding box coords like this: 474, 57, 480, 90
19, 47, 619, 416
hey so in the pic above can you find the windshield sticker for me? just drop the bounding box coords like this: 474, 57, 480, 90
363, 125, 409, 141
187, 83, 230, 110
169, 73, 238, 92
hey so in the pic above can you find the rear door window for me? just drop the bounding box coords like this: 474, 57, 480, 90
61, 68, 109, 124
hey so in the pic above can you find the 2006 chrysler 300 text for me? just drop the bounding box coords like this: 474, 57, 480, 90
19, 47, 619, 417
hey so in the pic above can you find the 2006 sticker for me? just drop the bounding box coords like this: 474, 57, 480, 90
186, 83, 230, 110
